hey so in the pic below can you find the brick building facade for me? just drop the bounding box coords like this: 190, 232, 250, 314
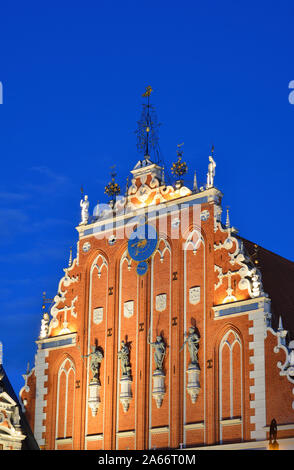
20, 98, 294, 451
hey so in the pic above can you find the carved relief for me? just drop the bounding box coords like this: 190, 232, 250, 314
156, 294, 167, 312
189, 286, 200, 305
124, 300, 134, 318
93, 307, 103, 325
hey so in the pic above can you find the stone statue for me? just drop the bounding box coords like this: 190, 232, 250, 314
84, 345, 104, 383
148, 334, 166, 371
180, 326, 200, 365
206, 155, 216, 188
118, 340, 131, 377
80, 195, 89, 225
40, 312, 50, 339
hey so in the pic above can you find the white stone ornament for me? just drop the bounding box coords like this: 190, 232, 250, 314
171, 218, 180, 228
189, 286, 200, 305
186, 363, 200, 404
88, 380, 101, 417
120, 376, 132, 413
93, 307, 103, 325
200, 210, 210, 221
108, 235, 116, 245
82, 241, 91, 253
156, 294, 167, 312
152, 369, 166, 408
124, 300, 134, 319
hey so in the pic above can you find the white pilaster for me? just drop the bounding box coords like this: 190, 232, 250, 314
34, 347, 49, 446
249, 311, 266, 441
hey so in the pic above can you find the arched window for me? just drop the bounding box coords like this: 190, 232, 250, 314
219, 330, 243, 442
55, 358, 75, 442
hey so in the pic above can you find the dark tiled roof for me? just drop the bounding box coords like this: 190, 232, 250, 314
239, 237, 294, 341
0, 365, 39, 450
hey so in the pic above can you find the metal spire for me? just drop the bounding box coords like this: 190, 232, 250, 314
135, 86, 160, 163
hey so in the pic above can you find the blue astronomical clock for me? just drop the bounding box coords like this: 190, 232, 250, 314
128, 223, 158, 275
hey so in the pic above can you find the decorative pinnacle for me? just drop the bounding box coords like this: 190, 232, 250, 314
171, 143, 188, 179
193, 170, 198, 192
161, 166, 165, 185
226, 206, 230, 229
125, 176, 129, 197
104, 166, 121, 199
68, 246, 73, 267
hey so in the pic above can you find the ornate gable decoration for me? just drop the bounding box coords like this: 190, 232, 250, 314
127, 163, 191, 209
214, 222, 265, 305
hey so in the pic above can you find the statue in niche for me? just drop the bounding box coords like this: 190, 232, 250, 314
84, 344, 104, 383
180, 326, 200, 365
118, 340, 131, 377
80, 194, 89, 225
148, 333, 166, 371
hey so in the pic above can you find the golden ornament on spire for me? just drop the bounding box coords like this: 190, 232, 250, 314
142, 85, 153, 97
171, 143, 188, 178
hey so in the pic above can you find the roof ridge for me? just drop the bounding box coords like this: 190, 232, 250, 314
237, 236, 294, 265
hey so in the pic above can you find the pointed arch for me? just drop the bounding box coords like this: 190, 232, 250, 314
218, 328, 243, 443
92, 253, 108, 278
55, 357, 76, 446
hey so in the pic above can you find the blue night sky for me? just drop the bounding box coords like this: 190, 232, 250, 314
0, 0, 293, 394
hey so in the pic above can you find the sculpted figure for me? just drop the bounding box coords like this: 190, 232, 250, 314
40, 312, 50, 339
206, 156, 216, 188
80, 195, 89, 225
180, 326, 200, 365
118, 340, 131, 377
148, 334, 166, 371
84, 345, 103, 383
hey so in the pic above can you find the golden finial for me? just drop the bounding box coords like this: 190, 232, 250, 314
171, 143, 188, 179
142, 85, 153, 97
42, 291, 46, 311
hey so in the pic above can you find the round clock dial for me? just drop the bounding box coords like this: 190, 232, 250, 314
128, 224, 158, 262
